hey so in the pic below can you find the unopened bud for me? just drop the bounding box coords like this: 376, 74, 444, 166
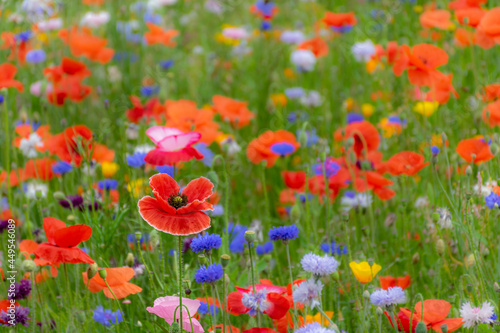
436, 239, 445, 256
75, 311, 86, 323
35, 190, 43, 199
412, 252, 420, 264
376, 307, 383, 316
416, 321, 427, 333
53, 191, 67, 201
467, 254, 475, 267
431, 212, 440, 222
331, 271, 339, 281
244, 231, 256, 243
363, 290, 370, 299
126, 253, 135, 267
466, 284, 473, 293
150, 230, 159, 247
441, 324, 448, 333
290, 204, 301, 222
198, 254, 207, 265
441, 132, 447, 143
221, 254, 230, 268
135, 231, 142, 242
67, 214, 75, 222
21, 260, 36, 272
98, 268, 107, 279
185, 288, 191, 295
367, 258, 375, 266
87, 263, 99, 280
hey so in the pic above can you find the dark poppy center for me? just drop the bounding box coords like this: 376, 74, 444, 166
168, 194, 188, 208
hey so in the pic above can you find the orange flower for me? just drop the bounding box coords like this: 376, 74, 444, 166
144, 23, 179, 46
125, 96, 165, 124
455, 7, 485, 27
420, 10, 453, 30
385, 151, 429, 176
393, 43, 449, 87
82, 267, 142, 299
426, 73, 458, 104
334, 121, 380, 158
13, 124, 51, 151
165, 100, 220, 145
483, 83, 500, 102
59, 27, 114, 64
0, 63, 24, 92
247, 130, 300, 167
454, 28, 476, 47
297, 37, 328, 58
212, 95, 255, 128
449, 0, 486, 10
354, 171, 395, 200
322, 12, 357, 29
19, 239, 59, 283
379, 275, 411, 290
456, 138, 494, 164
482, 100, 500, 127
475, 7, 500, 49
394, 300, 463, 333
1, 32, 31, 64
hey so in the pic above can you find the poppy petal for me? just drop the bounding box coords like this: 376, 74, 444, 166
182, 177, 214, 203
53, 224, 92, 248
43, 217, 67, 244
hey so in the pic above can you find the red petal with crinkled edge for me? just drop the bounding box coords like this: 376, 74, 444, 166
103, 281, 142, 299
149, 173, 180, 200
227, 291, 249, 315
144, 147, 204, 166
183, 177, 214, 203
53, 224, 92, 248
176, 200, 213, 214
35, 243, 95, 264
264, 293, 290, 320
43, 217, 67, 244
138, 197, 211, 235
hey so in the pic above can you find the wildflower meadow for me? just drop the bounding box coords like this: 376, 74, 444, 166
2, 0, 500, 332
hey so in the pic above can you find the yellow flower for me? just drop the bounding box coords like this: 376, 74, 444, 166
349, 261, 382, 284
271, 93, 287, 107
127, 179, 147, 197
413, 101, 439, 117
361, 103, 375, 117
101, 162, 119, 178
306, 311, 334, 326
284, 68, 296, 79
343, 97, 355, 111
431, 134, 444, 147
413, 5, 423, 13
366, 59, 381, 74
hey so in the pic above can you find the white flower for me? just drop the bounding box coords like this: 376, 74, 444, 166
222, 27, 249, 40
37, 18, 63, 32
291, 50, 316, 72
414, 196, 429, 209
436, 207, 453, 229
107, 66, 122, 83
460, 301, 495, 328
25, 182, 48, 199
341, 192, 372, 212
19, 133, 43, 158
147, 0, 177, 9
474, 180, 497, 196
370, 287, 406, 308
204, 0, 224, 14
293, 279, 323, 308
22, 0, 54, 22
134, 144, 155, 154
280, 30, 305, 44
351, 40, 376, 62
81, 11, 110, 28
300, 90, 323, 107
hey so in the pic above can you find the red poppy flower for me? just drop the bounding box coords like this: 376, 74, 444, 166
482, 100, 500, 127
456, 138, 494, 164
298, 37, 328, 58
1, 32, 30, 63
243, 329, 277, 333
34, 217, 94, 265
282, 171, 306, 190
138, 174, 214, 235
334, 121, 380, 158
247, 130, 300, 167
143, 126, 204, 166
455, 7, 485, 27
209, 325, 241, 333
212, 95, 255, 129
82, 267, 142, 299
59, 26, 114, 64
19, 239, 59, 283
385, 151, 429, 176
144, 23, 179, 47
420, 10, 453, 30
355, 171, 395, 200
322, 12, 357, 28
483, 83, 500, 102
388, 299, 462, 333
47, 125, 93, 165
426, 73, 458, 104
0, 63, 24, 92
379, 275, 411, 290
125, 96, 165, 124
475, 7, 500, 49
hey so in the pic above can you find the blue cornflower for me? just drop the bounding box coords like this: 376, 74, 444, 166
195, 264, 223, 284
491, 313, 498, 321
52, 161, 73, 175
255, 0, 275, 17
98, 179, 118, 190
301, 253, 339, 277
320, 241, 348, 256
156, 165, 174, 177
0, 95, 4, 104
268, 224, 299, 242
370, 287, 407, 308
195, 143, 214, 167
140, 85, 159, 97
144, 11, 161, 24
15, 31, 32, 42
431, 146, 440, 156
331, 25, 353, 33
261, 21, 272, 31
190, 233, 223, 253
228, 223, 248, 253
314, 158, 340, 177
256, 241, 273, 255
25, 49, 46, 63
126, 152, 147, 168
270, 142, 297, 156
198, 302, 219, 316
242, 289, 269, 316
347, 113, 364, 124
93, 306, 123, 326
127, 233, 149, 244
285, 87, 304, 99
159, 60, 174, 70
287, 111, 308, 123
485, 192, 500, 209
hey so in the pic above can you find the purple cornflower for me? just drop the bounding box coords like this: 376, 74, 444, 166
301, 253, 339, 277
198, 302, 219, 316
97, 179, 118, 190
25, 49, 46, 63
268, 224, 299, 242
0, 305, 30, 327
0, 219, 9, 233
485, 192, 500, 209
295, 322, 337, 333
270, 142, 297, 156
8, 279, 31, 300
190, 233, 223, 253
314, 158, 340, 177
431, 146, 440, 156
293, 279, 323, 308
195, 264, 223, 284
52, 161, 73, 175
242, 289, 269, 316
370, 287, 407, 308
126, 152, 147, 168
347, 113, 364, 124
93, 305, 123, 326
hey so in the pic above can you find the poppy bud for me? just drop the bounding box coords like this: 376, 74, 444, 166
363, 290, 370, 299
416, 321, 427, 333
367, 258, 375, 266
206, 171, 219, 188
298, 130, 309, 147
171, 322, 180, 333
75, 311, 86, 323
441, 132, 447, 143
441, 324, 448, 333
436, 239, 445, 256
67, 215, 75, 222
412, 252, 420, 264
126, 253, 135, 267
135, 231, 142, 242
376, 307, 383, 316
221, 254, 230, 268
467, 254, 475, 267
150, 230, 159, 247
431, 212, 440, 222
494, 282, 500, 293
21, 260, 36, 273
466, 284, 473, 293
244, 231, 256, 243
290, 203, 301, 222
53, 191, 67, 201
198, 254, 207, 265
331, 271, 339, 281
185, 288, 191, 295
35, 190, 43, 199
87, 263, 98, 280
320, 152, 327, 162
98, 268, 107, 279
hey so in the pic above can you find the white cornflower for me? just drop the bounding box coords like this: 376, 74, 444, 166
351, 40, 376, 62
222, 27, 249, 40
369, 287, 407, 308
291, 50, 316, 72
24, 182, 48, 199
300, 90, 323, 107
341, 192, 372, 212
436, 207, 453, 229
293, 279, 323, 308
460, 301, 495, 328
280, 30, 305, 44
19, 133, 43, 158
301, 253, 339, 277
81, 11, 110, 28
134, 144, 155, 154
414, 196, 429, 209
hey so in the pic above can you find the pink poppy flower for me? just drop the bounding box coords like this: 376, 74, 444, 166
146, 296, 204, 333
144, 126, 204, 165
